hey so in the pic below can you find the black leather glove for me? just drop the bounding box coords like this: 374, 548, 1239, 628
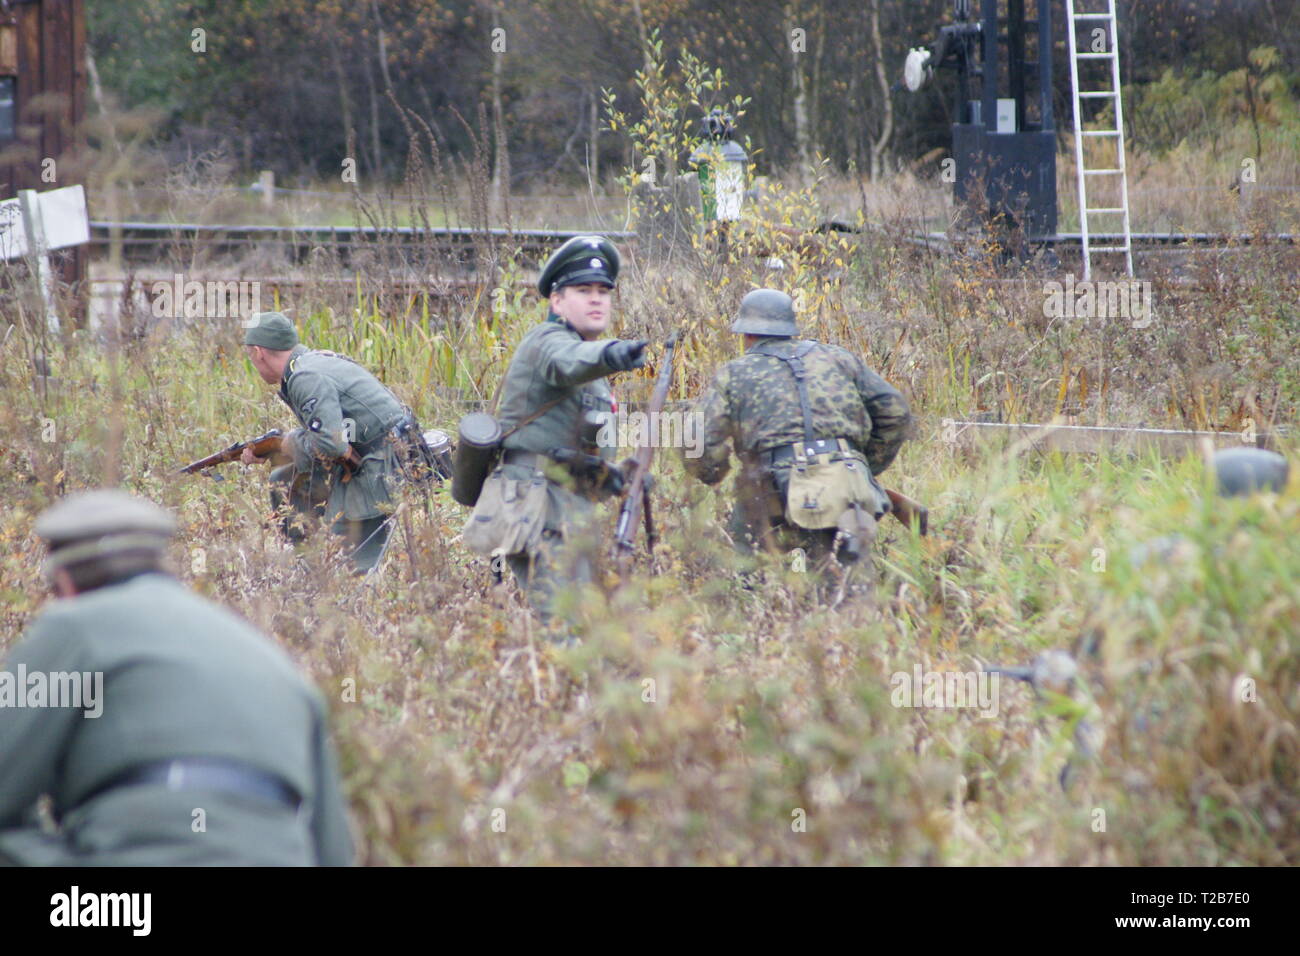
600, 462, 626, 497
604, 338, 649, 372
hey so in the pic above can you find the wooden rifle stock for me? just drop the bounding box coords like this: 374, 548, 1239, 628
884, 487, 928, 536
614, 333, 680, 574
177, 429, 284, 475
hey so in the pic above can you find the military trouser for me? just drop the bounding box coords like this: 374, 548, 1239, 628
269, 464, 393, 574
729, 470, 878, 589
505, 527, 597, 631
490, 462, 604, 634
270, 463, 330, 541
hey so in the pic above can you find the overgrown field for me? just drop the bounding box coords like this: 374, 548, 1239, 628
2, 226, 1297, 865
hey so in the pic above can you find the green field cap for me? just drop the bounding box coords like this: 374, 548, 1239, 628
35, 489, 176, 572
243, 311, 299, 350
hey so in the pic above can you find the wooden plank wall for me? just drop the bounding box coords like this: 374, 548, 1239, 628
1, 0, 86, 192
4, 0, 42, 193
0, 0, 86, 317
941, 420, 1285, 458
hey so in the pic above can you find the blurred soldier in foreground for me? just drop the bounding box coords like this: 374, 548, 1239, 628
461, 236, 647, 627
242, 311, 416, 573
1212, 446, 1288, 497
1129, 446, 1290, 567
988, 648, 1103, 792
0, 490, 352, 866
684, 289, 913, 580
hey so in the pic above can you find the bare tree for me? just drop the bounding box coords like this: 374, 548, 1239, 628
786, 1, 814, 174
487, 1, 511, 217
868, 0, 894, 180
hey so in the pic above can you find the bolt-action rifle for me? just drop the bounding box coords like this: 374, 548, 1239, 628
884, 488, 928, 536
176, 429, 285, 475
613, 332, 679, 574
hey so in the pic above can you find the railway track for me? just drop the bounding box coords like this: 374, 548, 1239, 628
89, 220, 1297, 268
89, 221, 638, 268
82, 221, 1297, 325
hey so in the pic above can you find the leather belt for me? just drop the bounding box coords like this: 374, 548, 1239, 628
761, 436, 858, 466
352, 425, 400, 457
501, 448, 555, 470
86, 757, 302, 810
501, 447, 623, 501
341, 419, 406, 477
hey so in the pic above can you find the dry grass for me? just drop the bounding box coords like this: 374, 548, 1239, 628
2, 173, 1296, 864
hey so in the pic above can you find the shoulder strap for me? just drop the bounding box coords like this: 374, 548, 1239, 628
311, 348, 360, 366
285, 348, 353, 383
290, 349, 408, 425
498, 395, 568, 442
494, 323, 593, 441
751, 339, 818, 451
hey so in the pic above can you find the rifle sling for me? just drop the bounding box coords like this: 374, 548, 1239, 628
498, 396, 568, 443
492, 318, 591, 443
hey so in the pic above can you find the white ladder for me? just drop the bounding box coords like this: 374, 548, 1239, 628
1065, 0, 1133, 279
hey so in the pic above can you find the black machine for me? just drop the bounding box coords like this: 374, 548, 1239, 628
904, 0, 1057, 243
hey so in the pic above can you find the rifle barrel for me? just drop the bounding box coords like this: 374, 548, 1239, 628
176, 429, 282, 475
614, 333, 679, 567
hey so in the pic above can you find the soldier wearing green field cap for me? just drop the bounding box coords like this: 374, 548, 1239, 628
0, 490, 353, 866
462, 236, 648, 629
242, 311, 415, 574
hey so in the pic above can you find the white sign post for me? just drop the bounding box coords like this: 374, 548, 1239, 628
0, 184, 91, 334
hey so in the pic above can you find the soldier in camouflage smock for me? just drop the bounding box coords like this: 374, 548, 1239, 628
242, 312, 410, 573
684, 289, 912, 571
463, 236, 647, 626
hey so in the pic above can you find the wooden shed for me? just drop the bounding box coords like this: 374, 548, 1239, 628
0, 0, 86, 311
0, 0, 84, 194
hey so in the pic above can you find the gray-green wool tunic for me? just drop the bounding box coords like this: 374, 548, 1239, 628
495, 318, 621, 532
278, 345, 406, 522
0, 573, 353, 866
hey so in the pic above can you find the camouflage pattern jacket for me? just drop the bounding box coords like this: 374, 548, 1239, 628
685, 337, 912, 499
278, 344, 406, 522
0, 573, 353, 865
